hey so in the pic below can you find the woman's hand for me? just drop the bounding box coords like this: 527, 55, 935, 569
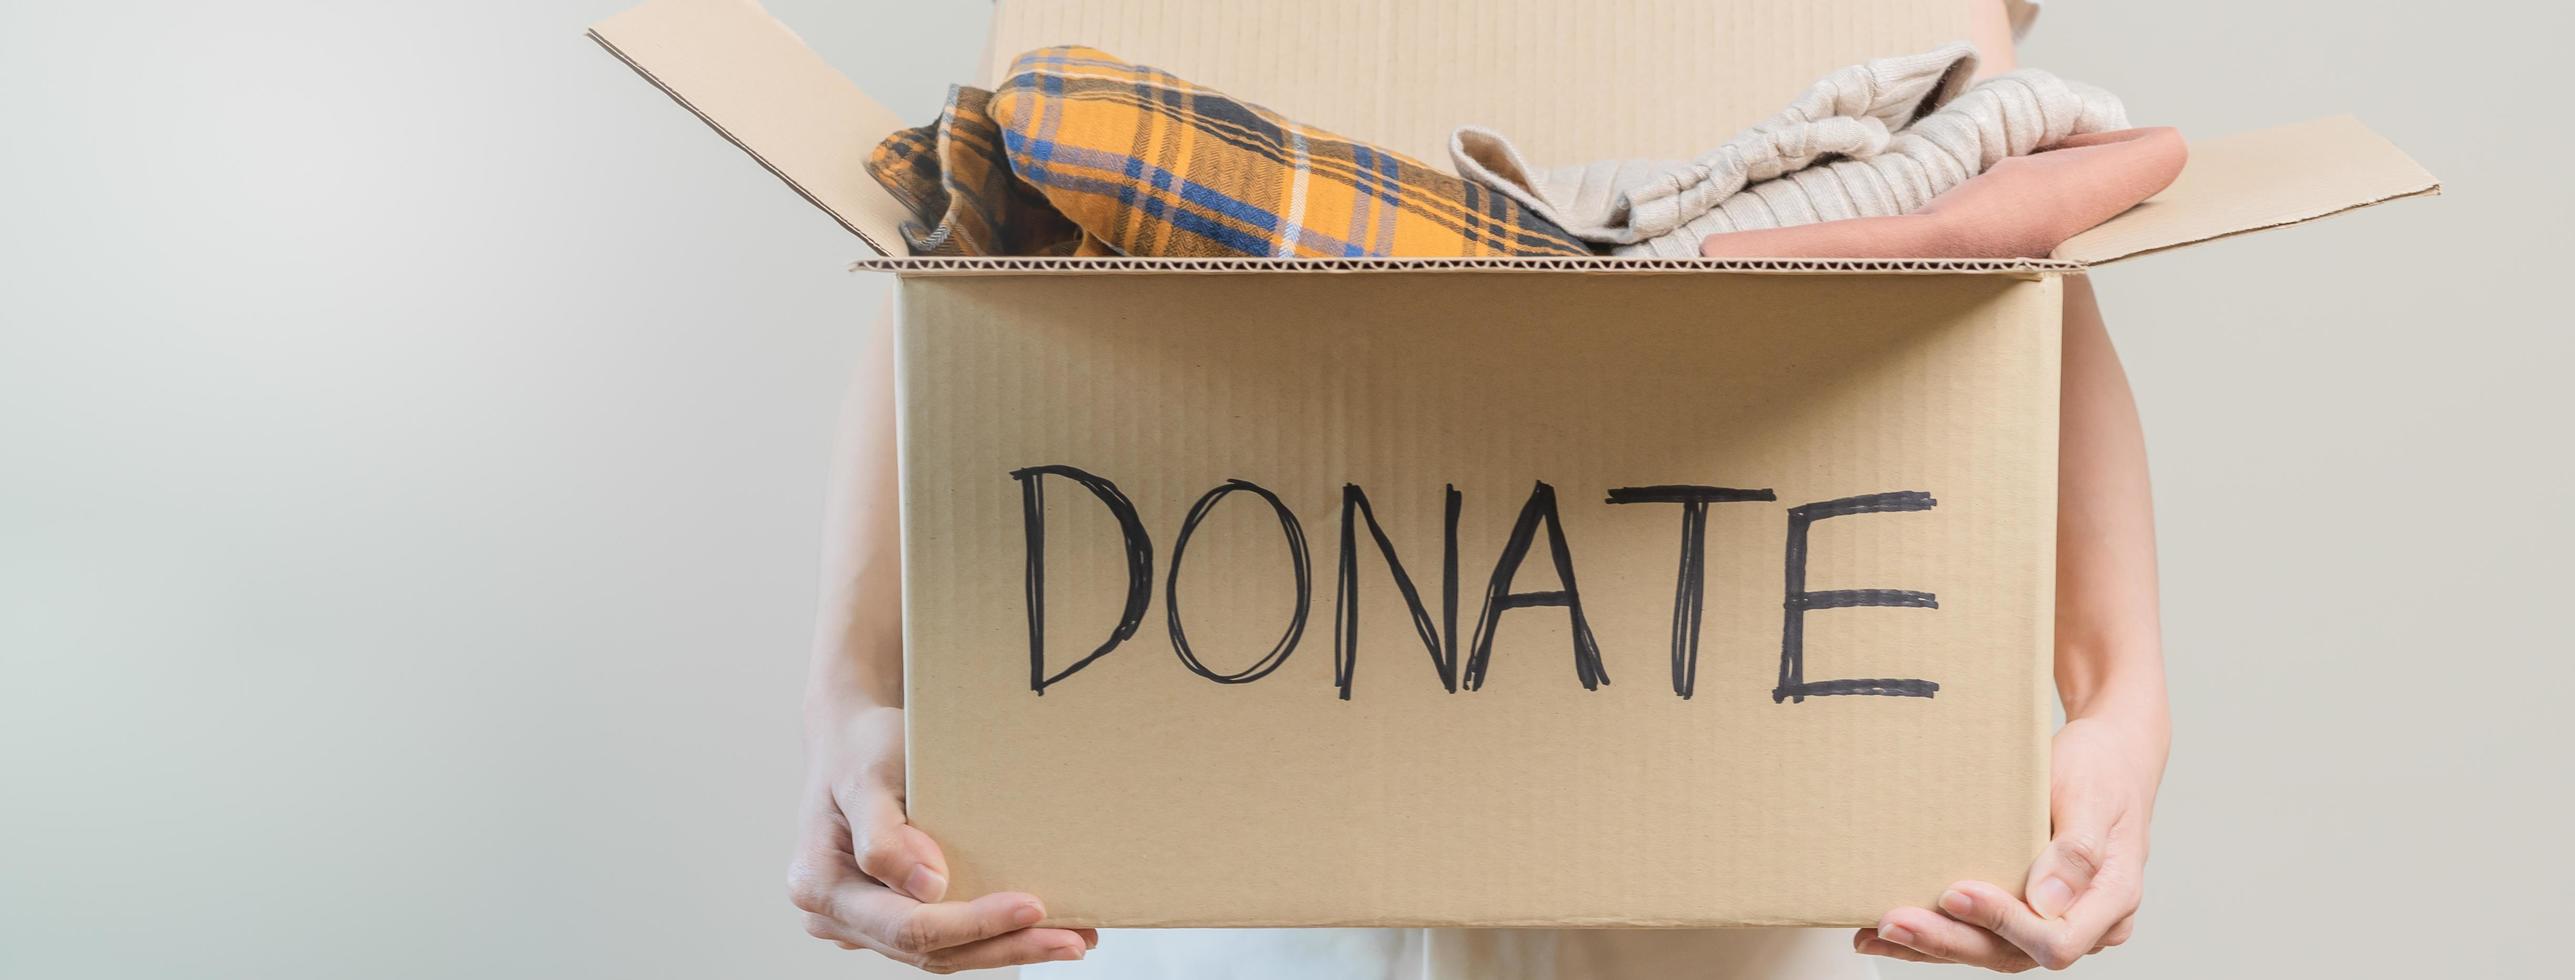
1858, 272, 2169, 971
1856, 713, 2165, 971
792, 310, 1090, 972
787, 704, 1096, 972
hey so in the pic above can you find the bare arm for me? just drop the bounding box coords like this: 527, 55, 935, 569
1962, 0, 2168, 722
1863, 277, 2171, 973
1856, 5, 2173, 969
807, 306, 905, 717
2052, 278, 2170, 727
787, 306, 1095, 972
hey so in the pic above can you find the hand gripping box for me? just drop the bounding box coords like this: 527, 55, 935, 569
591, 0, 2438, 928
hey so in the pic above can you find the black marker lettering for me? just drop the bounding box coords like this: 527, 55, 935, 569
1166, 479, 1313, 684
1009, 465, 1154, 695
1462, 481, 1609, 692
1605, 485, 1778, 699
1776, 491, 1942, 703
1333, 484, 1460, 700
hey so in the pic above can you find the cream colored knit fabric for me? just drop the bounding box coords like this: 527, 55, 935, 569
1449, 44, 2129, 258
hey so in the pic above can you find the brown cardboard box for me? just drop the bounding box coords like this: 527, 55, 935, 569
590, 0, 2439, 928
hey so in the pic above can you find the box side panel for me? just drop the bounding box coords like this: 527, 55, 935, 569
982, 0, 1975, 165
590, 0, 916, 254
899, 272, 2060, 927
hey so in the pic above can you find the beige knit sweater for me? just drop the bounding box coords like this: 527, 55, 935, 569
1449, 44, 2128, 258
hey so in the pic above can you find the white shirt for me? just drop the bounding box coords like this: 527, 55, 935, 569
1028, 928, 1878, 980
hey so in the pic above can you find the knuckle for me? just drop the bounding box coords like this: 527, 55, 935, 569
888, 951, 934, 972
889, 914, 943, 955
802, 914, 839, 941
1891, 930, 1938, 956
856, 837, 909, 878
2104, 916, 2138, 947
2055, 833, 2107, 876
785, 864, 837, 915
2035, 937, 2086, 970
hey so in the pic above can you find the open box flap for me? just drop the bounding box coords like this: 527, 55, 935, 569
589, 0, 915, 256
2055, 116, 2441, 265
591, 2, 2439, 268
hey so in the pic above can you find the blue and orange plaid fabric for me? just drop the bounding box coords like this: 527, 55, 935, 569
867, 46, 1591, 258
867, 86, 1114, 257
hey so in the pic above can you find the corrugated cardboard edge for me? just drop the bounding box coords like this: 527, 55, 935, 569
851, 114, 2442, 275
587, 0, 912, 256
850, 256, 2078, 277
2057, 115, 2441, 266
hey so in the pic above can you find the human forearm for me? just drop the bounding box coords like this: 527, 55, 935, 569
787, 306, 1095, 969
2053, 276, 2170, 738
806, 305, 907, 720
1860, 7, 2170, 972
1865, 275, 2169, 972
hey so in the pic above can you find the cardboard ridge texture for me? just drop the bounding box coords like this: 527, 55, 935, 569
847, 257, 2085, 276
590, 0, 2440, 928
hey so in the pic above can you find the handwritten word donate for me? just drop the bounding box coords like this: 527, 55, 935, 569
1012, 466, 1943, 704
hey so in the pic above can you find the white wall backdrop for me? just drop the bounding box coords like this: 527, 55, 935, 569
2, 1, 2564, 978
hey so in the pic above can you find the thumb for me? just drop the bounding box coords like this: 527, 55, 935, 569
843, 784, 952, 904
2025, 801, 2114, 919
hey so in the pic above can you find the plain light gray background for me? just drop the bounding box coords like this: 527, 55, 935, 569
3, 1, 2566, 977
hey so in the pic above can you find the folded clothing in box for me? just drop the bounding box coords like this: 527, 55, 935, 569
1452, 43, 2132, 258
868, 46, 1593, 259
871, 39, 2153, 260
1700, 126, 2189, 260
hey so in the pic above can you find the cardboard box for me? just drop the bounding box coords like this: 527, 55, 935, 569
591, 0, 2439, 928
